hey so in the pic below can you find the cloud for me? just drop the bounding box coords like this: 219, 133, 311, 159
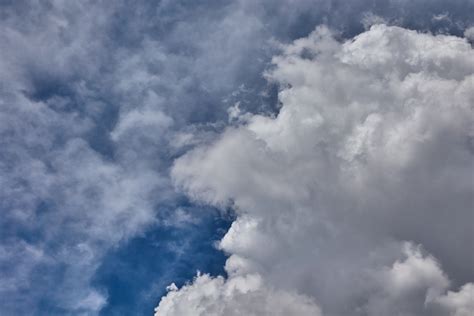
465, 26, 474, 41
165, 25, 474, 315
2, 0, 474, 314
367, 242, 450, 315
0, 0, 277, 313
155, 273, 321, 316
432, 283, 474, 316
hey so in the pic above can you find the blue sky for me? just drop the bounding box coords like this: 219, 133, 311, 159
93, 205, 232, 316
1, 1, 473, 315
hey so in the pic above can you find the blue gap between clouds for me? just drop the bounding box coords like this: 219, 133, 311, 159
93, 204, 234, 316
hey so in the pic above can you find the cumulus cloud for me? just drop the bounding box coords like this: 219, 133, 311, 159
155, 273, 321, 316
163, 25, 474, 315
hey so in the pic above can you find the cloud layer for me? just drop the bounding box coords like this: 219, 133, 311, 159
161, 25, 474, 315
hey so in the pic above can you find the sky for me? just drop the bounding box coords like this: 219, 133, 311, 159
0, 1, 473, 315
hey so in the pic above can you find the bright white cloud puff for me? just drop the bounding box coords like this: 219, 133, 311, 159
155, 273, 321, 316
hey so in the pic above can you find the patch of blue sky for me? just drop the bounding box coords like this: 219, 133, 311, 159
93, 205, 233, 316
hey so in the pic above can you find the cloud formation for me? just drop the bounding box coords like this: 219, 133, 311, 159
1, 0, 474, 314
163, 25, 474, 315
156, 273, 321, 316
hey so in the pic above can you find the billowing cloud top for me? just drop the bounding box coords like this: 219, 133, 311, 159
159, 25, 474, 316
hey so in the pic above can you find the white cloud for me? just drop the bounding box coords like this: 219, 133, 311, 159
364, 242, 473, 316
366, 242, 450, 315
465, 26, 474, 42
432, 283, 474, 316
155, 273, 321, 316
163, 25, 474, 315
